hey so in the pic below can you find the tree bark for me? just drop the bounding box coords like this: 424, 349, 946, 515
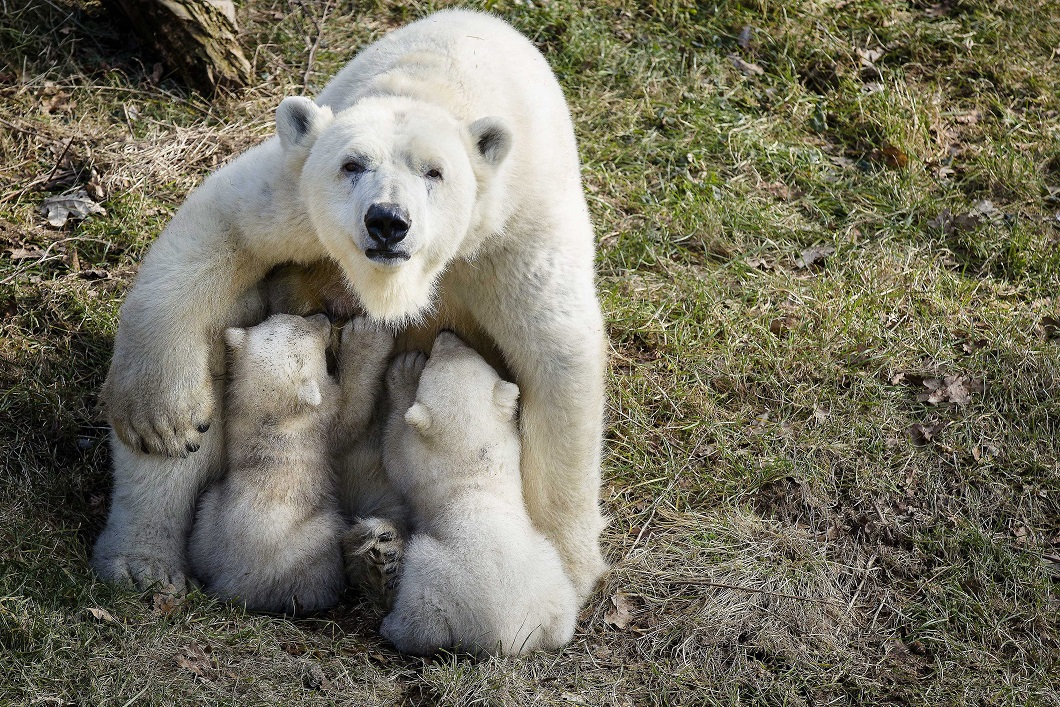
106, 0, 252, 94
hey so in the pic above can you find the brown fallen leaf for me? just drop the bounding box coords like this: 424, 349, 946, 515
908, 421, 946, 446
917, 375, 982, 406
769, 316, 796, 338
86, 607, 118, 624
856, 47, 885, 66
728, 54, 764, 76
603, 592, 636, 630
152, 590, 185, 615
875, 143, 909, 169
763, 181, 801, 201
7, 246, 46, 261
1041, 316, 1060, 340
302, 663, 334, 693
737, 25, 753, 50
175, 642, 213, 681
795, 244, 835, 268
39, 190, 106, 228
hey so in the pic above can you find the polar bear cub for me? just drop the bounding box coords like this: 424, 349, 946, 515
188, 313, 346, 615
380, 332, 578, 656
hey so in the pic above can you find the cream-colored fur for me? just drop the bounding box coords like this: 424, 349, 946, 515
380, 333, 577, 656
94, 9, 607, 601
187, 314, 345, 614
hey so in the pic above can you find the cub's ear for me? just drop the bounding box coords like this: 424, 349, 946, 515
493, 380, 520, 420
469, 116, 512, 167
404, 402, 433, 435
276, 96, 333, 151
224, 327, 247, 351
297, 379, 322, 408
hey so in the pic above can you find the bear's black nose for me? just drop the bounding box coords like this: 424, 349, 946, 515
364, 203, 411, 249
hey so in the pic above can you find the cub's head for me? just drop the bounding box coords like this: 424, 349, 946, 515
276, 95, 513, 325
403, 331, 520, 451
224, 313, 333, 417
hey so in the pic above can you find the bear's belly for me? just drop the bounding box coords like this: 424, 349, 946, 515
261, 259, 511, 379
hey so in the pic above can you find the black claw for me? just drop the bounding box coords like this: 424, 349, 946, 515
185, 441, 200, 453
196, 422, 210, 434
383, 550, 397, 560
378, 531, 394, 542
139, 440, 150, 455
384, 565, 397, 575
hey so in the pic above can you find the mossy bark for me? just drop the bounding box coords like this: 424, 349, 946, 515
106, 0, 252, 94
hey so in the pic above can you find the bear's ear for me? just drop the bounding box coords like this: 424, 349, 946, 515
276, 96, 333, 151
404, 402, 433, 435
469, 116, 513, 167
224, 327, 247, 351
493, 380, 520, 420
297, 379, 322, 408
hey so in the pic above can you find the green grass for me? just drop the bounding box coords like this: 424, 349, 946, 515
2, 0, 1059, 704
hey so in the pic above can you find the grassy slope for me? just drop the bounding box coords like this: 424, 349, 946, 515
1, 0, 1058, 704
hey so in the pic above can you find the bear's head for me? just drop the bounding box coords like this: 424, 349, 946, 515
404, 331, 520, 453
224, 313, 333, 418
276, 96, 513, 325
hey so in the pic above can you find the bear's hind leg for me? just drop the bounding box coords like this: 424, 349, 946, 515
93, 420, 224, 590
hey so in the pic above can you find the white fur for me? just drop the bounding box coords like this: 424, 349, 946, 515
380, 333, 577, 656
95, 9, 607, 601
187, 314, 345, 614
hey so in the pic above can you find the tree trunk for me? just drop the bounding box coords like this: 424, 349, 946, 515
106, 0, 252, 94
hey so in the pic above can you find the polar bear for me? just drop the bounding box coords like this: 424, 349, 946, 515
380, 333, 577, 656
187, 313, 344, 614
93, 9, 608, 602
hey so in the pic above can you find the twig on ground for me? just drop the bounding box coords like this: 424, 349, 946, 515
668, 578, 849, 606
301, 0, 334, 90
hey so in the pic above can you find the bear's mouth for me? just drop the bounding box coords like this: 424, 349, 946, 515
365, 248, 411, 264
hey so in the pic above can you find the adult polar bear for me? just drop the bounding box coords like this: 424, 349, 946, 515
93, 9, 608, 600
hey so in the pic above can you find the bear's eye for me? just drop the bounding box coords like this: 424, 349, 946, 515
342, 159, 366, 175
425, 167, 443, 181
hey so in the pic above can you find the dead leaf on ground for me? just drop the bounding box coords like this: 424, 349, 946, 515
769, 316, 797, 338
907, 421, 946, 446
603, 592, 636, 630
152, 590, 185, 615
746, 256, 779, 271
795, 244, 835, 268
737, 25, 753, 50
873, 143, 909, 169
927, 208, 979, 234
39, 190, 106, 228
968, 199, 1003, 224
917, 375, 982, 406
856, 47, 885, 66
729, 54, 764, 76
954, 110, 981, 125
763, 181, 801, 201
7, 246, 45, 261
1041, 316, 1060, 340
86, 607, 119, 624
175, 642, 213, 681
302, 663, 334, 693
78, 268, 110, 280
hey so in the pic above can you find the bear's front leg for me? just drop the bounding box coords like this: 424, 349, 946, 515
459, 251, 609, 601
94, 138, 327, 588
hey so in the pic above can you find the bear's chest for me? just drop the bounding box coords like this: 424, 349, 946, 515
261, 259, 511, 379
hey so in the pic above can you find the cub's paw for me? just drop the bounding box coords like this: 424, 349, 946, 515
385, 351, 427, 396
102, 358, 214, 458
342, 517, 405, 609
340, 317, 394, 365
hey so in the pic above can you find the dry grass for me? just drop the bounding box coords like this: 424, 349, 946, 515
2, 0, 1059, 704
